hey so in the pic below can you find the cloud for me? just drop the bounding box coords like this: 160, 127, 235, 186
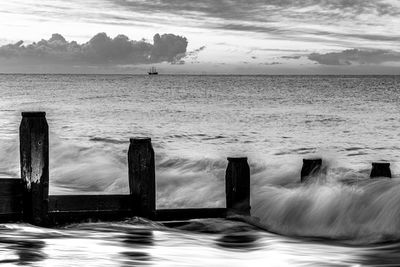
106, 0, 400, 47
262, 62, 282, 65
151, 33, 188, 63
308, 49, 400, 65
184, 46, 206, 60
281, 55, 301, 59
0, 33, 189, 65
5, 1, 399, 62
111, 0, 400, 20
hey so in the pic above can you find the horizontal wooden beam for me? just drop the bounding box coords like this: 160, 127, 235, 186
0, 195, 22, 213
0, 178, 22, 196
0, 213, 22, 223
49, 195, 132, 212
0, 188, 228, 224
48, 210, 133, 225
154, 208, 227, 221
0, 179, 23, 222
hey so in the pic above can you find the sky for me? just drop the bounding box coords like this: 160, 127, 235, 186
0, 0, 399, 74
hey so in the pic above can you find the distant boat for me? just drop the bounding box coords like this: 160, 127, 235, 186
148, 66, 158, 75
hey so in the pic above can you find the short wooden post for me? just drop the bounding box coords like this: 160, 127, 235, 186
370, 162, 391, 178
225, 157, 250, 215
19, 112, 49, 226
128, 138, 155, 218
301, 158, 322, 182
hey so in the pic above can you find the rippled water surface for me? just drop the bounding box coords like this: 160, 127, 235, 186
0, 74, 400, 265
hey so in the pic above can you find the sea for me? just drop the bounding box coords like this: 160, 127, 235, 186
0, 74, 399, 266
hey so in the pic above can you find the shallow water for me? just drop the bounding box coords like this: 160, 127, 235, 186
1, 74, 400, 264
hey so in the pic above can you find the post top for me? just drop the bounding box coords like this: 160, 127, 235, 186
303, 158, 322, 163
227, 157, 248, 162
372, 162, 390, 166
22, 111, 46, 117
130, 137, 151, 144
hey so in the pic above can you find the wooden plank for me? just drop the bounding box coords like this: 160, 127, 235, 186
226, 157, 250, 215
0, 213, 22, 223
370, 162, 391, 178
0, 179, 22, 196
49, 195, 132, 212
128, 138, 155, 218
0, 195, 22, 214
20, 111, 49, 226
301, 158, 323, 182
48, 210, 133, 225
154, 208, 227, 221
0, 179, 23, 222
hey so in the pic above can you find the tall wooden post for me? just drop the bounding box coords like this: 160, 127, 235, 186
19, 112, 49, 226
225, 157, 250, 215
370, 162, 391, 178
301, 158, 322, 182
128, 138, 155, 218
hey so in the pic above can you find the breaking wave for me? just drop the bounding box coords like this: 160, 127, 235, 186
251, 176, 400, 244
1, 135, 400, 244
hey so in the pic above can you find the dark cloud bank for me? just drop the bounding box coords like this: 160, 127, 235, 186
308, 49, 400, 65
0, 33, 189, 66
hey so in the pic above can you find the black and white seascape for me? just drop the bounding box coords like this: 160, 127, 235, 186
1, 1, 400, 266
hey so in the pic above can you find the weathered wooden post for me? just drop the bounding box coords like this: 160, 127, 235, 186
128, 138, 155, 219
370, 162, 391, 178
225, 157, 250, 216
19, 111, 49, 226
301, 158, 322, 182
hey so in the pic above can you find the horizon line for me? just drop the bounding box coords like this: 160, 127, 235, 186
0, 73, 399, 76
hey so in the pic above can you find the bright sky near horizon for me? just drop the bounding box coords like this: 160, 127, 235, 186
0, 0, 399, 74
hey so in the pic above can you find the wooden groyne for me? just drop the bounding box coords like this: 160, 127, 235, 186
300, 158, 392, 180
0, 112, 394, 226
0, 112, 249, 226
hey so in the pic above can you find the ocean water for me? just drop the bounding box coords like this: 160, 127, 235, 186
0, 74, 400, 266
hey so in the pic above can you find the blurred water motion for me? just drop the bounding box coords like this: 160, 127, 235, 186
0, 219, 398, 266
